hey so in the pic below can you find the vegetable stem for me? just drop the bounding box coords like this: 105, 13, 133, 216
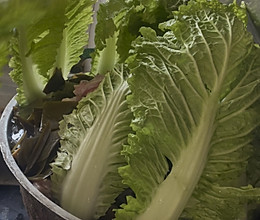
135, 95, 219, 220
60, 72, 130, 219
55, 29, 68, 79
18, 26, 45, 104
97, 34, 117, 75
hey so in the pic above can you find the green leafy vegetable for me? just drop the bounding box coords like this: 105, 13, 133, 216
7, 1, 64, 106
115, 0, 260, 219
0, 0, 58, 105
51, 65, 132, 219
91, 0, 186, 75
54, 0, 96, 79
2, 0, 95, 106
2, 0, 260, 219
0, 0, 59, 91
9, 30, 46, 106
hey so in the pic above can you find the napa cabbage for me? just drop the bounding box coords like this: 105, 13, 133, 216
51, 0, 260, 220
1, 0, 259, 220
0, 0, 96, 106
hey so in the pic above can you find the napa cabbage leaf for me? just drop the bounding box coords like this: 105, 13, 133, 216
116, 0, 260, 219
51, 65, 132, 219
91, 0, 186, 75
0, 0, 47, 77
54, 0, 96, 79
48, 0, 259, 219
6, 0, 95, 106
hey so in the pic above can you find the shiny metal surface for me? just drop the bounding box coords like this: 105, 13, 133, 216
0, 98, 80, 220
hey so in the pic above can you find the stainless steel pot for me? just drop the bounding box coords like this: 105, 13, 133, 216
0, 97, 80, 220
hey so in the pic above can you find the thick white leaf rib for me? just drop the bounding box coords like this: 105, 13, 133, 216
55, 0, 95, 79
51, 65, 132, 220
116, 1, 260, 220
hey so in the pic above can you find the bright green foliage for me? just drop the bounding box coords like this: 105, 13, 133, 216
8, 0, 66, 106
28, 0, 67, 78
51, 66, 132, 219
91, 0, 186, 75
9, 30, 46, 106
4, 0, 259, 220
0, 0, 52, 86
115, 0, 260, 219
3, 0, 95, 106
55, 0, 96, 79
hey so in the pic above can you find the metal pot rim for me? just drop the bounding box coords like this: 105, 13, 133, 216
0, 96, 80, 220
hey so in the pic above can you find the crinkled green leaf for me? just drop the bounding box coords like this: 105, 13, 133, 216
181, 183, 260, 220
51, 65, 132, 219
28, 0, 67, 78
7, 0, 95, 107
0, 0, 65, 80
7, 1, 66, 106
95, 0, 186, 50
92, 0, 185, 74
116, 0, 260, 219
9, 32, 46, 106
55, 0, 96, 79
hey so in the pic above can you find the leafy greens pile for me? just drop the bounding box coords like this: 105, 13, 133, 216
0, 0, 95, 106
1, 0, 260, 219
51, 0, 260, 219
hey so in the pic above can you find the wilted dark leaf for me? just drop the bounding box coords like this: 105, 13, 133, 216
43, 68, 65, 94
42, 101, 78, 130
